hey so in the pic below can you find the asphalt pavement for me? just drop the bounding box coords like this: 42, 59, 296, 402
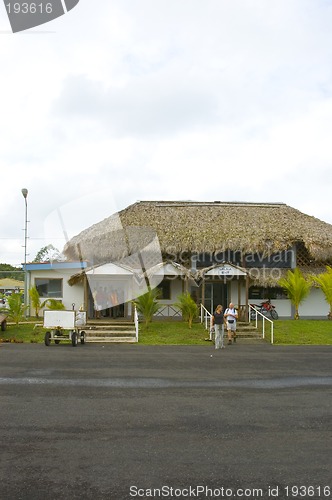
0, 342, 331, 500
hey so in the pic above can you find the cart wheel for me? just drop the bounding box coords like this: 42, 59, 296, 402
72, 332, 78, 347
54, 340, 60, 345
44, 331, 51, 346
80, 331, 86, 345
1, 320, 6, 331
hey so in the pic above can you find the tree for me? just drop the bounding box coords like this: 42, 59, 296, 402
5, 292, 27, 325
133, 288, 162, 328
174, 292, 198, 328
28, 286, 47, 318
0, 263, 24, 281
311, 266, 332, 320
33, 245, 64, 263
278, 268, 311, 319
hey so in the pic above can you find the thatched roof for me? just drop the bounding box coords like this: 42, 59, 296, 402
64, 201, 332, 263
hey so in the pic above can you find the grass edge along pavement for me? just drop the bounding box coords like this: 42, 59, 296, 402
0, 319, 332, 345
264, 319, 332, 345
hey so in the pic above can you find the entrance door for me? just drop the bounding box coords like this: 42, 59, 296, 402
87, 283, 125, 319
204, 283, 228, 314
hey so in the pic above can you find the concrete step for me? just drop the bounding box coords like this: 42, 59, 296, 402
86, 331, 136, 337
85, 321, 137, 343
84, 326, 135, 333
230, 322, 263, 339
231, 338, 266, 344
87, 322, 134, 325
86, 336, 137, 343
234, 334, 263, 339
212, 330, 263, 339
87, 322, 134, 327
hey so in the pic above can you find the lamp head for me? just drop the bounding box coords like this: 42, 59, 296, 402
21, 188, 28, 199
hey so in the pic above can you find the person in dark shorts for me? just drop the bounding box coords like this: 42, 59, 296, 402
224, 302, 238, 344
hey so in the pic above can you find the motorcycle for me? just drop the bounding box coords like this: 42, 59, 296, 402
250, 299, 278, 320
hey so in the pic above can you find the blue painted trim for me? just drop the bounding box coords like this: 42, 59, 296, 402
26, 262, 87, 271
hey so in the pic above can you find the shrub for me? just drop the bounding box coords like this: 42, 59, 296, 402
174, 292, 198, 328
6, 292, 28, 325
133, 288, 162, 328
29, 286, 47, 318
279, 268, 311, 319
46, 299, 66, 311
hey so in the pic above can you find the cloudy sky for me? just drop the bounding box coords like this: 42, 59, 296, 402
1, 0, 332, 266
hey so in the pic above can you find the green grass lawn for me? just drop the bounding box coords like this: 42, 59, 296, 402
138, 321, 209, 345
262, 320, 332, 345
0, 320, 45, 343
1, 319, 332, 345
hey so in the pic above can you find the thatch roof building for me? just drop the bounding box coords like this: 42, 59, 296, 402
64, 201, 332, 267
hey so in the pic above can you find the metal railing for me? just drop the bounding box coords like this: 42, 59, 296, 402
200, 304, 213, 340
134, 305, 139, 342
249, 304, 274, 344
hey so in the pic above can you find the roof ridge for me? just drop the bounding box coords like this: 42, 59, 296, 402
136, 200, 287, 208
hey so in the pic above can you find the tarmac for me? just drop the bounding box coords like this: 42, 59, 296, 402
0, 342, 331, 500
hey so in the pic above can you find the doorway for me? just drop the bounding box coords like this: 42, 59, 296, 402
87, 280, 126, 319
204, 282, 228, 314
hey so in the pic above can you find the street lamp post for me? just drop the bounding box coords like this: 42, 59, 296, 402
21, 188, 28, 317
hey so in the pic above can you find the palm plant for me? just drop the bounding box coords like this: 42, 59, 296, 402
133, 288, 162, 328
174, 292, 198, 328
29, 286, 47, 318
5, 292, 28, 325
46, 299, 66, 311
311, 266, 332, 319
278, 268, 311, 319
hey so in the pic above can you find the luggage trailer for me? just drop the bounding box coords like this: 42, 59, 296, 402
44, 310, 86, 347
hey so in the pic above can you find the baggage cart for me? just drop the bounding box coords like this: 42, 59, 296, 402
43, 310, 86, 347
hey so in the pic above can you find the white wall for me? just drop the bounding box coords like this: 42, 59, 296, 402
272, 300, 292, 317
230, 280, 240, 306
153, 278, 184, 318
29, 271, 329, 320
29, 270, 84, 314
169, 279, 183, 302
299, 288, 328, 318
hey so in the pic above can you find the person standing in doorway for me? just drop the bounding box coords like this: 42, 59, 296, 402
224, 302, 238, 345
212, 304, 225, 349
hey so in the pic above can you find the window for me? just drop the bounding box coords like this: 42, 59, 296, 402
157, 280, 171, 300
245, 250, 293, 268
35, 278, 63, 298
249, 286, 287, 300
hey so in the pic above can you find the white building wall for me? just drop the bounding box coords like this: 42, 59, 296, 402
29, 270, 329, 320
169, 279, 183, 302
29, 270, 84, 313
240, 280, 325, 319
272, 300, 292, 317
229, 280, 239, 306
299, 288, 328, 318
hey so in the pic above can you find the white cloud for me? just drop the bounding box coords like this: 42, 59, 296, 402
1, 0, 332, 264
